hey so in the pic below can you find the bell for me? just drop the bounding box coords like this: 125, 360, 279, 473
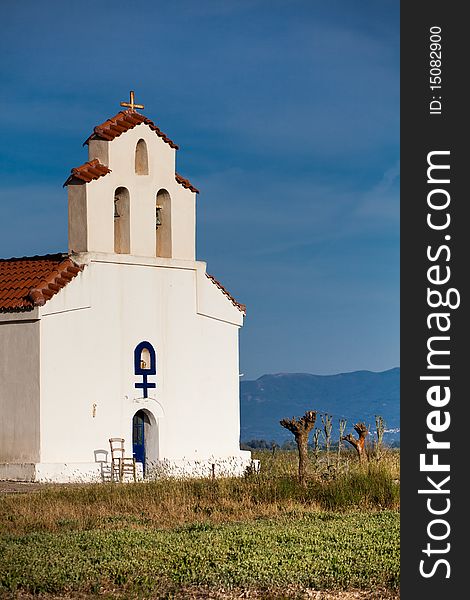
114, 199, 120, 218
155, 205, 162, 228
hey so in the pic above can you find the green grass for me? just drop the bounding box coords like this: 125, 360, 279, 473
0, 512, 399, 596
0, 449, 400, 597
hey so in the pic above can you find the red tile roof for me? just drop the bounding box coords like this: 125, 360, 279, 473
206, 273, 246, 315
175, 172, 199, 194
84, 110, 179, 149
0, 254, 83, 313
0, 256, 243, 315
63, 159, 111, 187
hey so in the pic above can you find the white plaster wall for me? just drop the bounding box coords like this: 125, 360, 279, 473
189, 316, 242, 458
88, 139, 108, 166
171, 185, 196, 261
0, 463, 36, 481
0, 319, 40, 462
76, 125, 196, 260
68, 185, 87, 253
38, 256, 245, 469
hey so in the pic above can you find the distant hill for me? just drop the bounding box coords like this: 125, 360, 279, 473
240, 367, 400, 444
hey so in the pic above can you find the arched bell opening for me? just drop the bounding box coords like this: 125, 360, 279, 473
114, 187, 130, 254
156, 189, 171, 258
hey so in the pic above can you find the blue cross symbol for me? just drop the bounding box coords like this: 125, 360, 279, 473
134, 341, 156, 398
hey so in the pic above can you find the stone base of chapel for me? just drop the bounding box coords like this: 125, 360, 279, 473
0, 453, 256, 483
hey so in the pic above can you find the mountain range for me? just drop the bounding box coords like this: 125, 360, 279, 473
240, 367, 400, 444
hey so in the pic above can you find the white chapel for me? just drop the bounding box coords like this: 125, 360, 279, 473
0, 93, 251, 482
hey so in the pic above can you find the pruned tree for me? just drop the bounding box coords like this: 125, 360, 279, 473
280, 410, 317, 486
337, 418, 347, 469
321, 414, 333, 467
342, 422, 369, 463
313, 428, 321, 462
375, 415, 385, 460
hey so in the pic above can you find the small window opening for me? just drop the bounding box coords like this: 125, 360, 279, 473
140, 347, 151, 370
135, 139, 149, 175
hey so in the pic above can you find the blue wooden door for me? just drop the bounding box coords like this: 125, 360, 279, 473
132, 411, 146, 470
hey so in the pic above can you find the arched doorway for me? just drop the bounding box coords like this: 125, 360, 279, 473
132, 409, 158, 475
132, 410, 149, 473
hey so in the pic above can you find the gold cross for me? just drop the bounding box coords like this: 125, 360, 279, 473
120, 90, 144, 111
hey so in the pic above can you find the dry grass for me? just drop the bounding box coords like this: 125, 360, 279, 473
259, 448, 400, 479
0, 449, 399, 536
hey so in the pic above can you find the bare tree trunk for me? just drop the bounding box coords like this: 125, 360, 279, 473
342, 423, 369, 463
296, 432, 309, 483
375, 415, 385, 461
337, 418, 347, 469
321, 414, 333, 468
280, 410, 317, 486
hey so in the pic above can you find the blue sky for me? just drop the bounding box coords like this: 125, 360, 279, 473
0, 0, 399, 379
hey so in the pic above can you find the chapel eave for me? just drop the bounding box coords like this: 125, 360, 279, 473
83, 110, 179, 150
63, 159, 111, 187
0, 254, 84, 313
206, 273, 246, 315
175, 172, 199, 194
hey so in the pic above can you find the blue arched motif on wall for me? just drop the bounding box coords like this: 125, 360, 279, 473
134, 341, 156, 398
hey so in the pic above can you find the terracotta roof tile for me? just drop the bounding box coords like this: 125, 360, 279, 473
175, 172, 199, 194
84, 110, 179, 149
63, 159, 111, 187
206, 273, 246, 315
0, 254, 84, 313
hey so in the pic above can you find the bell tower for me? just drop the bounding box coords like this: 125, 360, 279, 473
65, 93, 198, 261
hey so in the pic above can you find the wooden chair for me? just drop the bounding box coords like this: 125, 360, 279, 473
109, 438, 136, 482
120, 457, 137, 482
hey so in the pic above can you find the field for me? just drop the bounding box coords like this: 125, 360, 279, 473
0, 450, 400, 599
